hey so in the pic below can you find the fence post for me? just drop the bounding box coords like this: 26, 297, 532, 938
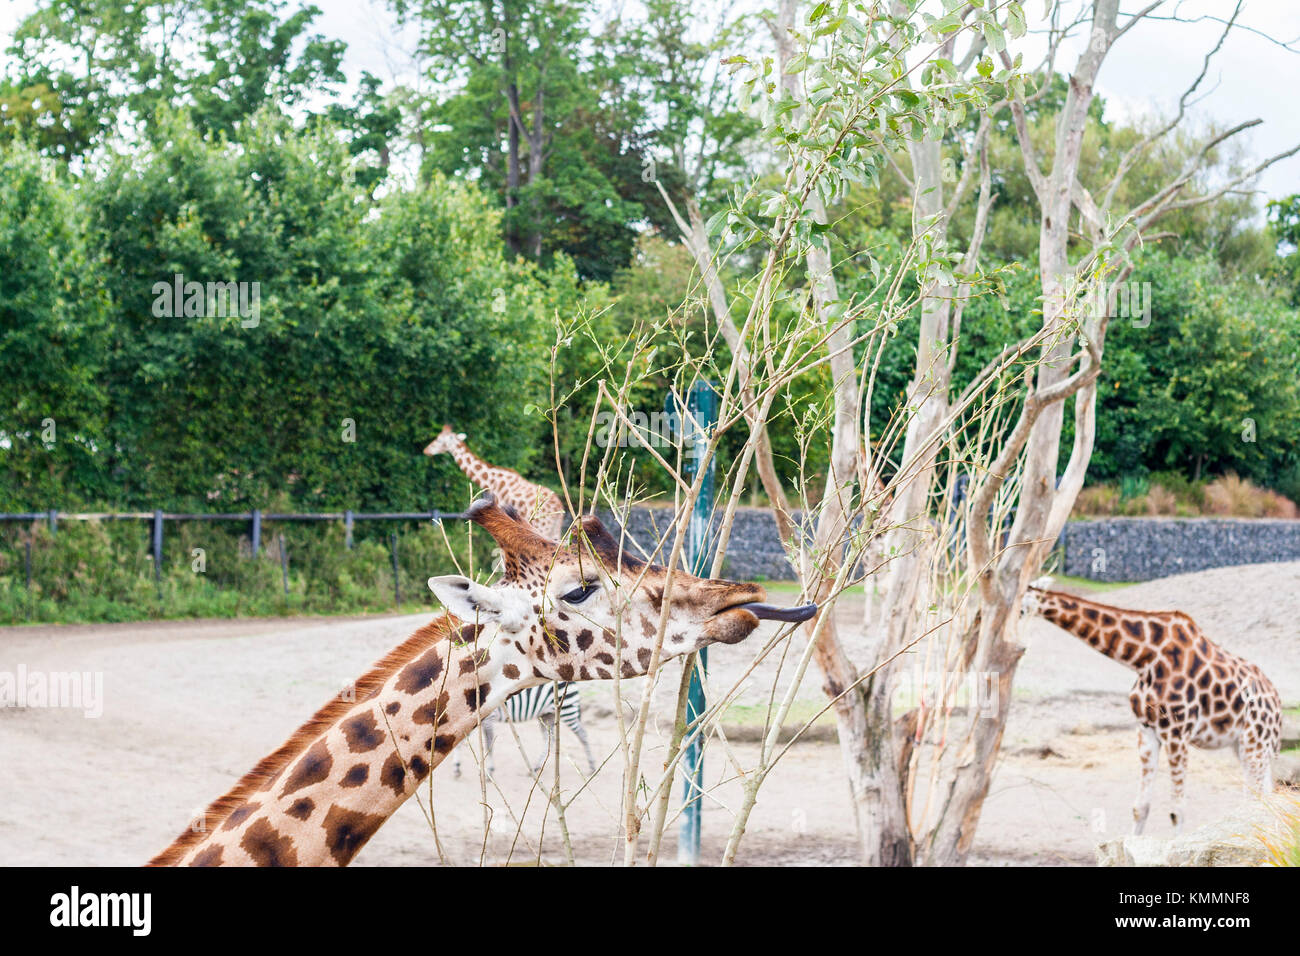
672, 380, 719, 866
24, 538, 32, 621
278, 533, 289, 596
47, 509, 57, 536
389, 532, 401, 607
251, 509, 262, 557
152, 509, 164, 582
344, 510, 354, 550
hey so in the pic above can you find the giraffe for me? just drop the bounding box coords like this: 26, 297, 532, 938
424, 424, 567, 540
1022, 580, 1283, 834
148, 492, 815, 866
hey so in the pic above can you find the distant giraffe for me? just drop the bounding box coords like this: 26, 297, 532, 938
424, 424, 566, 540
1023, 580, 1283, 834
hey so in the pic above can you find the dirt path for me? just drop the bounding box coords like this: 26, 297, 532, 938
1, 562, 1295, 866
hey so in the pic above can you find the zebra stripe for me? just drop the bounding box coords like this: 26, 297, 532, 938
499, 682, 583, 734
453, 680, 597, 775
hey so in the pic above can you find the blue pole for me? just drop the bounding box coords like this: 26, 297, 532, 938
673, 381, 718, 865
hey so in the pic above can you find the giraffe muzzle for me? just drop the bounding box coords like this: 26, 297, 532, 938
730, 601, 818, 623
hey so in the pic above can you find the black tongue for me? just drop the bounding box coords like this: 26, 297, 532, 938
734, 602, 817, 623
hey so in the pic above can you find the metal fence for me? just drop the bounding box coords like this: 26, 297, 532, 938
0, 508, 465, 604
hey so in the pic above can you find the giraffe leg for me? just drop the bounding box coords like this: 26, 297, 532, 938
1166, 734, 1188, 834
1133, 725, 1159, 835
1238, 735, 1273, 797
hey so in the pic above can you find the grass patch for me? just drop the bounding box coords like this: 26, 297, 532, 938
1051, 573, 1136, 594
1256, 796, 1300, 867
756, 579, 804, 596
722, 699, 835, 729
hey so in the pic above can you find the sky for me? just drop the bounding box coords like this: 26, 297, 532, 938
1, 0, 1297, 201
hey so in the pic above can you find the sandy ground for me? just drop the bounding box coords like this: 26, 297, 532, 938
1, 562, 1296, 867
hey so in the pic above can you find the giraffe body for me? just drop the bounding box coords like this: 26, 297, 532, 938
1024, 584, 1282, 833
150, 492, 814, 866
425, 425, 566, 540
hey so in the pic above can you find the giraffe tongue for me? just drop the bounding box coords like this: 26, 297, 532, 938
733, 602, 818, 623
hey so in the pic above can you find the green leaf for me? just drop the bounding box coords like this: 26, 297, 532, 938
1006, 5, 1027, 39
982, 21, 1006, 54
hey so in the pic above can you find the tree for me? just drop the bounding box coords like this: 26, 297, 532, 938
1268, 194, 1300, 305
881, 0, 1298, 865
0, 143, 110, 507
397, 0, 652, 279
693, 0, 1298, 867
87, 110, 555, 510
3, 0, 345, 159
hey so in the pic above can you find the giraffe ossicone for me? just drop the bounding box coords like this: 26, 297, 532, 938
149, 491, 815, 866
1023, 583, 1282, 835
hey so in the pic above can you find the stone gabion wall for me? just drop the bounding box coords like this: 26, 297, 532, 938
594, 508, 1300, 584
595, 506, 799, 580
1059, 518, 1300, 582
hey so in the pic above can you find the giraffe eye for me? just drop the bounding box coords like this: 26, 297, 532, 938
561, 583, 600, 605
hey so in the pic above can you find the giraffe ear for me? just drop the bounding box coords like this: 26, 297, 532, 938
1029, 575, 1054, 590
456, 432, 466, 440
428, 575, 531, 632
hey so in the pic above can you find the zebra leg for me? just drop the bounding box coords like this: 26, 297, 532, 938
533, 710, 559, 774
483, 709, 498, 777
564, 708, 597, 774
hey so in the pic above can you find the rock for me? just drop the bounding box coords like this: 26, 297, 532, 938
1275, 753, 1300, 787
1096, 796, 1291, 867
1282, 713, 1299, 748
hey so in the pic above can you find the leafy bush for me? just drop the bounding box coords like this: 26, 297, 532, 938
0, 515, 485, 625
1072, 473, 1298, 519
0, 143, 110, 509
1203, 473, 1298, 519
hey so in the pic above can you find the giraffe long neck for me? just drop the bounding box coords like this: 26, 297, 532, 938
1034, 590, 1169, 671
447, 438, 492, 485
152, 617, 533, 867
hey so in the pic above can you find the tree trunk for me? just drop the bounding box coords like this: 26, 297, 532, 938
505, 81, 523, 255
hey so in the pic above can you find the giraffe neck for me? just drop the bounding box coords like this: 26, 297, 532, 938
1033, 589, 1174, 671
447, 437, 492, 485
152, 616, 534, 867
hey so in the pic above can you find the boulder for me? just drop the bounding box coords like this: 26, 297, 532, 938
1276, 753, 1300, 787
1096, 796, 1294, 867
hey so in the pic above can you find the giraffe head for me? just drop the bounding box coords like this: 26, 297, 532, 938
1020, 576, 1055, 618
429, 493, 816, 683
423, 424, 466, 457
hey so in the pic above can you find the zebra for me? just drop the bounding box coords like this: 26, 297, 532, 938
453, 682, 597, 777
